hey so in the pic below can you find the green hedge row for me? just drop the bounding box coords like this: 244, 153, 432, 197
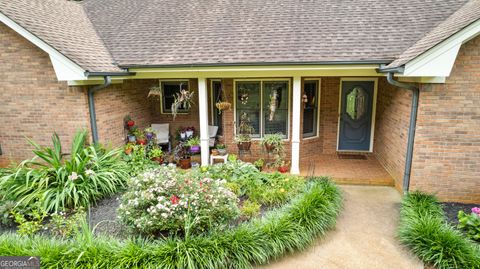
0, 178, 342, 269
398, 192, 480, 269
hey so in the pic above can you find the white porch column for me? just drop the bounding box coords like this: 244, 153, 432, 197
291, 76, 301, 174
198, 77, 210, 166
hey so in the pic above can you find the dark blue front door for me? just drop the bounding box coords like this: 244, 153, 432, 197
338, 81, 375, 151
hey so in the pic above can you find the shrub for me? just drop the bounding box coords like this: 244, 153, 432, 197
0, 131, 129, 212
122, 144, 158, 176
241, 173, 305, 206
11, 203, 48, 236
457, 209, 480, 242
241, 200, 261, 220
399, 192, 480, 269
119, 167, 240, 236
0, 178, 342, 269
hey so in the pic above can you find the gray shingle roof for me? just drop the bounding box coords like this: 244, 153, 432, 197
0, 0, 120, 72
1, 0, 478, 72
387, 0, 480, 69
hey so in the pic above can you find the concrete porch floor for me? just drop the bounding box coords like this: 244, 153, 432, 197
300, 154, 394, 186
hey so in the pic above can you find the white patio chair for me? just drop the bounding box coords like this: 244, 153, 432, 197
209, 125, 218, 147
151, 123, 171, 151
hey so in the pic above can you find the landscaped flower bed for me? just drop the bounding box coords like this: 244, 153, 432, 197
0, 178, 341, 268
398, 192, 480, 269
0, 131, 343, 268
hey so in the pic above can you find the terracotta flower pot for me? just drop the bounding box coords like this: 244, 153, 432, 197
152, 157, 163, 164
211, 149, 219, 156
124, 148, 133, 155
237, 141, 251, 151
137, 139, 147, 145
178, 157, 191, 169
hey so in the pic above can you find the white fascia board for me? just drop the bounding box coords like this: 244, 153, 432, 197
404, 19, 480, 77
0, 12, 87, 81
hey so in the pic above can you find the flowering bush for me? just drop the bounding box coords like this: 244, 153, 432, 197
119, 167, 239, 236
458, 207, 480, 242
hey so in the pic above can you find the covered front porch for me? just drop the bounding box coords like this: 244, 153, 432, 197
85, 64, 409, 188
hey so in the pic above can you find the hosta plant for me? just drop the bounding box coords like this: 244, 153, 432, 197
0, 131, 129, 212
119, 167, 239, 237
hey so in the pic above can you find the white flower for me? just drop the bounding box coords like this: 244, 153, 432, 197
68, 172, 78, 181
85, 169, 95, 177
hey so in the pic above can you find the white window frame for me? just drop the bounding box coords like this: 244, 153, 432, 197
302, 78, 322, 140
233, 78, 291, 140
159, 79, 191, 115
336, 77, 378, 152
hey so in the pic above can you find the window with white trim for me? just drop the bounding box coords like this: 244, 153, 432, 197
302, 80, 320, 138
235, 80, 289, 138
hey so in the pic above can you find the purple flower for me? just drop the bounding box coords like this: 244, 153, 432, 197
472, 207, 480, 216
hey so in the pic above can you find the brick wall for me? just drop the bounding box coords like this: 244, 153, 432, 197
374, 78, 411, 191
94, 79, 156, 147
410, 36, 480, 203
0, 22, 89, 166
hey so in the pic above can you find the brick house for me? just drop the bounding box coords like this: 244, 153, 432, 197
1, 0, 479, 203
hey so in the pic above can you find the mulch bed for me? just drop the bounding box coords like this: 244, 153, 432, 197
441, 202, 480, 226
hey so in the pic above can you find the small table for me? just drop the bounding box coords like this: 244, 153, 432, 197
210, 154, 228, 165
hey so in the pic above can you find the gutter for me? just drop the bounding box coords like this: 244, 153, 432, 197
385, 72, 419, 194
120, 60, 392, 69
85, 71, 136, 77
88, 76, 111, 144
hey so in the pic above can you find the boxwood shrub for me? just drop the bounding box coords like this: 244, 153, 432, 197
0, 177, 342, 269
398, 191, 480, 269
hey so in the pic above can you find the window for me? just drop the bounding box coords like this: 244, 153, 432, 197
302, 80, 320, 138
211, 80, 223, 135
235, 80, 289, 138
160, 80, 190, 114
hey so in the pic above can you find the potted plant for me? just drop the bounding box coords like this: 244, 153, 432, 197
260, 133, 283, 152
144, 127, 155, 140
124, 143, 135, 155
186, 136, 201, 154
134, 129, 147, 145
171, 86, 195, 119
216, 144, 227, 155
124, 115, 135, 128
235, 134, 251, 150
173, 141, 191, 169
254, 158, 265, 171
127, 126, 137, 143
148, 147, 163, 164
236, 112, 254, 151
185, 126, 195, 138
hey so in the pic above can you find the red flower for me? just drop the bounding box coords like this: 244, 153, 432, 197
170, 194, 180, 205
127, 120, 135, 127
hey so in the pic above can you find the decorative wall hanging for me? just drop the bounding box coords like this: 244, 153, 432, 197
238, 87, 249, 105
268, 89, 278, 121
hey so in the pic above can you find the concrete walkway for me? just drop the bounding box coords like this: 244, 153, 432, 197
260, 185, 423, 269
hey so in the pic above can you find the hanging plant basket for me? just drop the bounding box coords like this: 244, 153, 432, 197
216, 101, 231, 111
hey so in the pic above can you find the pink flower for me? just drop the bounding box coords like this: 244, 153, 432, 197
472, 207, 480, 216
170, 194, 179, 205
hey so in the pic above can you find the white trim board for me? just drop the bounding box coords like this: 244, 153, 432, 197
404, 19, 480, 77
336, 78, 378, 153
0, 12, 87, 81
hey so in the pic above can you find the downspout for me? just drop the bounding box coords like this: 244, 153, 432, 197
386, 72, 419, 194
88, 76, 111, 144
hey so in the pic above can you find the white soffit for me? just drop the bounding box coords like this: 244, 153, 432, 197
404, 19, 480, 77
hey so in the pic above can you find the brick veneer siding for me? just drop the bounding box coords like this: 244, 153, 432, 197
374, 78, 411, 191
410, 36, 480, 203
0, 22, 89, 166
